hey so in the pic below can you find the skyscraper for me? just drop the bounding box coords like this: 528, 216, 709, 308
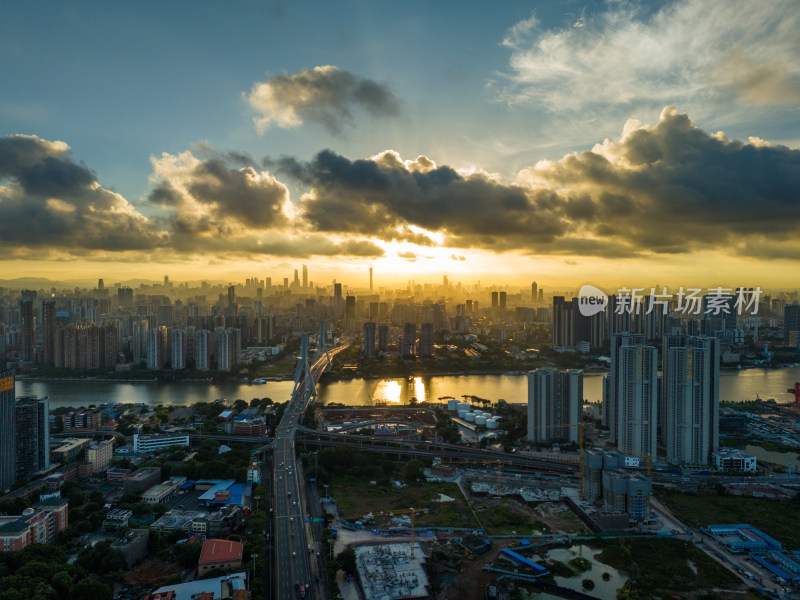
19, 300, 34, 362
527, 369, 582, 444
532, 281, 538, 303
377, 324, 389, 353
302, 264, 308, 290
401, 322, 416, 358
420, 322, 434, 357
15, 395, 49, 480
785, 304, 800, 343
42, 300, 56, 367
333, 283, 343, 316
614, 337, 658, 458
369, 266, 373, 292
171, 328, 186, 370
195, 329, 211, 371
603, 333, 644, 442
552, 296, 575, 347
0, 370, 16, 491
217, 328, 241, 372
363, 322, 376, 359
491, 291, 499, 309
663, 335, 720, 466
345, 295, 356, 331
499, 291, 507, 310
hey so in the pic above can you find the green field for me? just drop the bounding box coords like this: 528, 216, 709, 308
331, 479, 478, 528
474, 502, 549, 535
656, 488, 800, 549
594, 538, 743, 597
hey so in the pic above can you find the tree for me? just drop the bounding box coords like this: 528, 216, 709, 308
70, 578, 112, 600
403, 459, 426, 483
336, 548, 357, 575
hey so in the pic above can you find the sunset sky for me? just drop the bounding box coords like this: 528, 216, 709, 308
1, 0, 799, 288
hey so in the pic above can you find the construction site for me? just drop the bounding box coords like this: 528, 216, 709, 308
354, 543, 429, 600
319, 406, 438, 438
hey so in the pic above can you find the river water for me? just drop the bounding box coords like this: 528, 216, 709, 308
12, 366, 800, 409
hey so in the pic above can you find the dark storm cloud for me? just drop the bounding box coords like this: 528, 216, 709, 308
277, 108, 800, 258
287, 149, 566, 249
0, 135, 165, 251
247, 66, 400, 133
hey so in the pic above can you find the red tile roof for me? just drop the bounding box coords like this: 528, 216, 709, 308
198, 538, 244, 565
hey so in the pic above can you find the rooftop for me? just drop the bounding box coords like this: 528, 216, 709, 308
149, 571, 247, 600
199, 539, 244, 565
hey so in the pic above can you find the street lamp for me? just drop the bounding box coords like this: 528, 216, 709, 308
251, 553, 258, 588
328, 538, 334, 560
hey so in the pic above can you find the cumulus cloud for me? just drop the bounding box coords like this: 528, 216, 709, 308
148, 150, 290, 237
246, 66, 400, 133
0, 134, 166, 252
498, 0, 800, 125
273, 108, 800, 259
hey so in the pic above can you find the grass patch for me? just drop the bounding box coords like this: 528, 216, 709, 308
476, 503, 549, 535
656, 487, 800, 549
593, 538, 742, 596
331, 479, 477, 528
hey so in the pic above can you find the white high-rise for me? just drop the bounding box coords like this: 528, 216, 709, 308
527, 369, 583, 444
217, 328, 241, 372
663, 335, 720, 466
606, 334, 658, 458
195, 329, 211, 372
170, 328, 186, 370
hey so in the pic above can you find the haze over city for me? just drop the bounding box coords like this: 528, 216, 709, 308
2, 0, 799, 287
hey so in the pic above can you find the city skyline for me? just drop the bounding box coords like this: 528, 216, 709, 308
2, 1, 799, 286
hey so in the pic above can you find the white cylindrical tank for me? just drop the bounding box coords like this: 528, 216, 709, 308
486, 419, 498, 429
447, 399, 458, 411
465, 412, 475, 422
457, 402, 470, 411
457, 409, 468, 418
476, 415, 487, 426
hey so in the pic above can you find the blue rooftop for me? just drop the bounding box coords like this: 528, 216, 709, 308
501, 548, 549, 576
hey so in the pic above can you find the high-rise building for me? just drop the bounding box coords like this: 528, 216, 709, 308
14, 395, 50, 480
171, 328, 186, 370
612, 336, 658, 458
603, 333, 643, 441
227, 285, 236, 308
333, 283, 343, 316
345, 295, 356, 331
532, 281, 538, 303
19, 300, 34, 362
195, 330, 211, 372
118, 287, 133, 309
420, 323, 434, 357
41, 301, 56, 367
785, 304, 800, 343
377, 324, 389, 353
491, 292, 499, 309
552, 296, 574, 347
527, 369, 582, 444
147, 327, 166, 370
217, 328, 241, 372
663, 335, 720, 466
0, 370, 16, 491
369, 267, 373, 292
363, 323, 376, 359
499, 291, 507, 310
401, 322, 416, 358
302, 264, 308, 290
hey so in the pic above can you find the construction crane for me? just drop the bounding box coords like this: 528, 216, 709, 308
788, 382, 800, 406
339, 507, 428, 557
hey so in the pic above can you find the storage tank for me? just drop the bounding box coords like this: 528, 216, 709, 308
457, 409, 468, 419
475, 415, 488, 426
447, 399, 458, 411
457, 402, 470, 412
465, 412, 475, 423
486, 419, 498, 429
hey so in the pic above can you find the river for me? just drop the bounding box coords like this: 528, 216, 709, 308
12, 366, 800, 409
